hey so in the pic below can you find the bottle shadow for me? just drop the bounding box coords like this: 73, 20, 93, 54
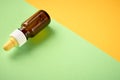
9, 25, 55, 60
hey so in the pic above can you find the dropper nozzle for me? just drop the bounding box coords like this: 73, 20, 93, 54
3, 37, 18, 51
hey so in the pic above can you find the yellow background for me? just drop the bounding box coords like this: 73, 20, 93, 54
26, 0, 120, 61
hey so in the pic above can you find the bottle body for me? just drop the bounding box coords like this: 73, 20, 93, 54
20, 10, 51, 39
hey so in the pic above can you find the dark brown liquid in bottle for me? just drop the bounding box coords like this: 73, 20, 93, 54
19, 10, 51, 39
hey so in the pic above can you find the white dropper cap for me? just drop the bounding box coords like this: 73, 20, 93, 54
3, 29, 27, 51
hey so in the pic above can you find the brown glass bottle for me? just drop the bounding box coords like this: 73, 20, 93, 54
3, 10, 51, 51
20, 10, 51, 39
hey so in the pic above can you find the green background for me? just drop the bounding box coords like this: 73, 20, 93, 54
0, 0, 120, 80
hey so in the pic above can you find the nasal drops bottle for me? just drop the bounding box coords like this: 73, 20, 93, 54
3, 10, 51, 51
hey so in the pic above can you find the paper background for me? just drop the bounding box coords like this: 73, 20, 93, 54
0, 0, 120, 80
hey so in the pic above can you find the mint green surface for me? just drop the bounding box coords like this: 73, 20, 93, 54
0, 0, 120, 80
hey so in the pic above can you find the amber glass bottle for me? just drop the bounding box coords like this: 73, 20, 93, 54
3, 10, 51, 51
20, 10, 50, 38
